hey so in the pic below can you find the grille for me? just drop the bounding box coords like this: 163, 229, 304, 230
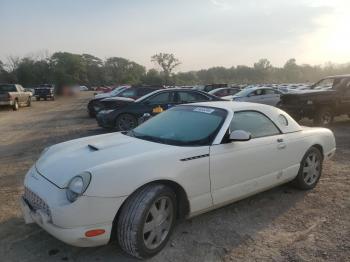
23, 187, 51, 218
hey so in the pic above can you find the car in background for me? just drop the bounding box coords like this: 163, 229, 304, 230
203, 84, 228, 92
279, 74, 350, 125
209, 87, 241, 97
0, 84, 32, 110
79, 86, 89, 91
96, 88, 222, 130
88, 85, 164, 117
223, 87, 282, 106
94, 86, 130, 100
34, 84, 55, 101
21, 101, 336, 259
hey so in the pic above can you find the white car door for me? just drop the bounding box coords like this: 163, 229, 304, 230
260, 88, 281, 106
209, 110, 290, 205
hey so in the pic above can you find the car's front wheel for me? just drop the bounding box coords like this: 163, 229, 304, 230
13, 100, 19, 111
115, 113, 137, 131
293, 146, 323, 190
117, 184, 177, 259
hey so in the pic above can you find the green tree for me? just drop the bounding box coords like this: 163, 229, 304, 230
104, 57, 145, 85
151, 53, 181, 84
50, 52, 86, 89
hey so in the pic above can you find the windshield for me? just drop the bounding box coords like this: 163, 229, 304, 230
128, 105, 227, 146
0, 84, 16, 93
234, 88, 253, 97
111, 86, 128, 95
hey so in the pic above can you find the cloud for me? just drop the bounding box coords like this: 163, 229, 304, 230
210, 0, 232, 10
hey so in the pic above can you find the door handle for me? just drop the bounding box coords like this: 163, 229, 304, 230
277, 138, 284, 143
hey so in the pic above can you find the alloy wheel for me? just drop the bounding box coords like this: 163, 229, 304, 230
143, 196, 174, 250
303, 152, 321, 185
118, 115, 136, 131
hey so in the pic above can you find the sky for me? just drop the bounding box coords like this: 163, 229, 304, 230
0, 0, 349, 71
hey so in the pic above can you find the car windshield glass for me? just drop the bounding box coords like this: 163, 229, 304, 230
233, 88, 253, 97
128, 105, 227, 146
0, 84, 16, 93
111, 86, 127, 95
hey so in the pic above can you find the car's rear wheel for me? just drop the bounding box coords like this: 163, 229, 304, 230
13, 100, 19, 111
116, 113, 137, 131
293, 147, 323, 190
27, 97, 31, 107
314, 107, 333, 126
36, 97, 40, 101
117, 184, 176, 259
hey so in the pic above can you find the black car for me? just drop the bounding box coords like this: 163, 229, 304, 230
204, 84, 228, 92
87, 85, 163, 117
279, 74, 350, 125
34, 84, 55, 101
96, 88, 222, 130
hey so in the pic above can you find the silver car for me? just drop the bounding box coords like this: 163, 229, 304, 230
223, 87, 282, 106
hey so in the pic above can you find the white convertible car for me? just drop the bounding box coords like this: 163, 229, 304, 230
21, 101, 336, 259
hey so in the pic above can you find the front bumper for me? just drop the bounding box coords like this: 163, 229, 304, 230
21, 166, 126, 247
20, 197, 112, 247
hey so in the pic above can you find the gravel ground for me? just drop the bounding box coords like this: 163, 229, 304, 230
0, 92, 349, 262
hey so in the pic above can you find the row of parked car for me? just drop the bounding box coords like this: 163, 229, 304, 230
88, 75, 350, 129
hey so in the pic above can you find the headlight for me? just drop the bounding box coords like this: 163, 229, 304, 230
99, 109, 114, 114
66, 172, 91, 203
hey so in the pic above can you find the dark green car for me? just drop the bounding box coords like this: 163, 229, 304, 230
96, 88, 222, 131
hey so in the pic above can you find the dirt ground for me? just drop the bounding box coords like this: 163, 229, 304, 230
0, 92, 349, 262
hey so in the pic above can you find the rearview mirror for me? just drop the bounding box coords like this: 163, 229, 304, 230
229, 130, 251, 141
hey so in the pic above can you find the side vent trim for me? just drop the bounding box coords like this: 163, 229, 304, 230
180, 154, 209, 162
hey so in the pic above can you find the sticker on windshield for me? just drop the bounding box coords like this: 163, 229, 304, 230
193, 107, 215, 114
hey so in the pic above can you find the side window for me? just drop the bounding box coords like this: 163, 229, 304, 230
313, 78, 334, 90
263, 89, 276, 95
138, 88, 154, 97
250, 89, 263, 96
146, 92, 171, 104
230, 111, 280, 138
178, 92, 209, 103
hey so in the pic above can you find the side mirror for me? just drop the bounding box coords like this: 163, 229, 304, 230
229, 130, 251, 141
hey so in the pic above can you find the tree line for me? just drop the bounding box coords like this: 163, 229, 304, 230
1, 52, 350, 89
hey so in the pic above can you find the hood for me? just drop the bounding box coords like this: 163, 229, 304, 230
102, 97, 135, 102
94, 93, 111, 99
99, 97, 135, 110
36, 132, 169, 188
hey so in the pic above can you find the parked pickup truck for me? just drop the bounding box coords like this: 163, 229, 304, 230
0, 84, 32, 110
34, 84, 55, 101
279, 74, 350, 125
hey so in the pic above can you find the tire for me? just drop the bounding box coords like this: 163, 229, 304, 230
115, 113, 138, 131
52, 96, 55, 101
13, 100, 19, 111
44, 97, 47, 101
36, 97, 40, 101
117, 184, 177, 259
293, 147, 323, 190
27, 97, 31, 107
314, 107, 333, 126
